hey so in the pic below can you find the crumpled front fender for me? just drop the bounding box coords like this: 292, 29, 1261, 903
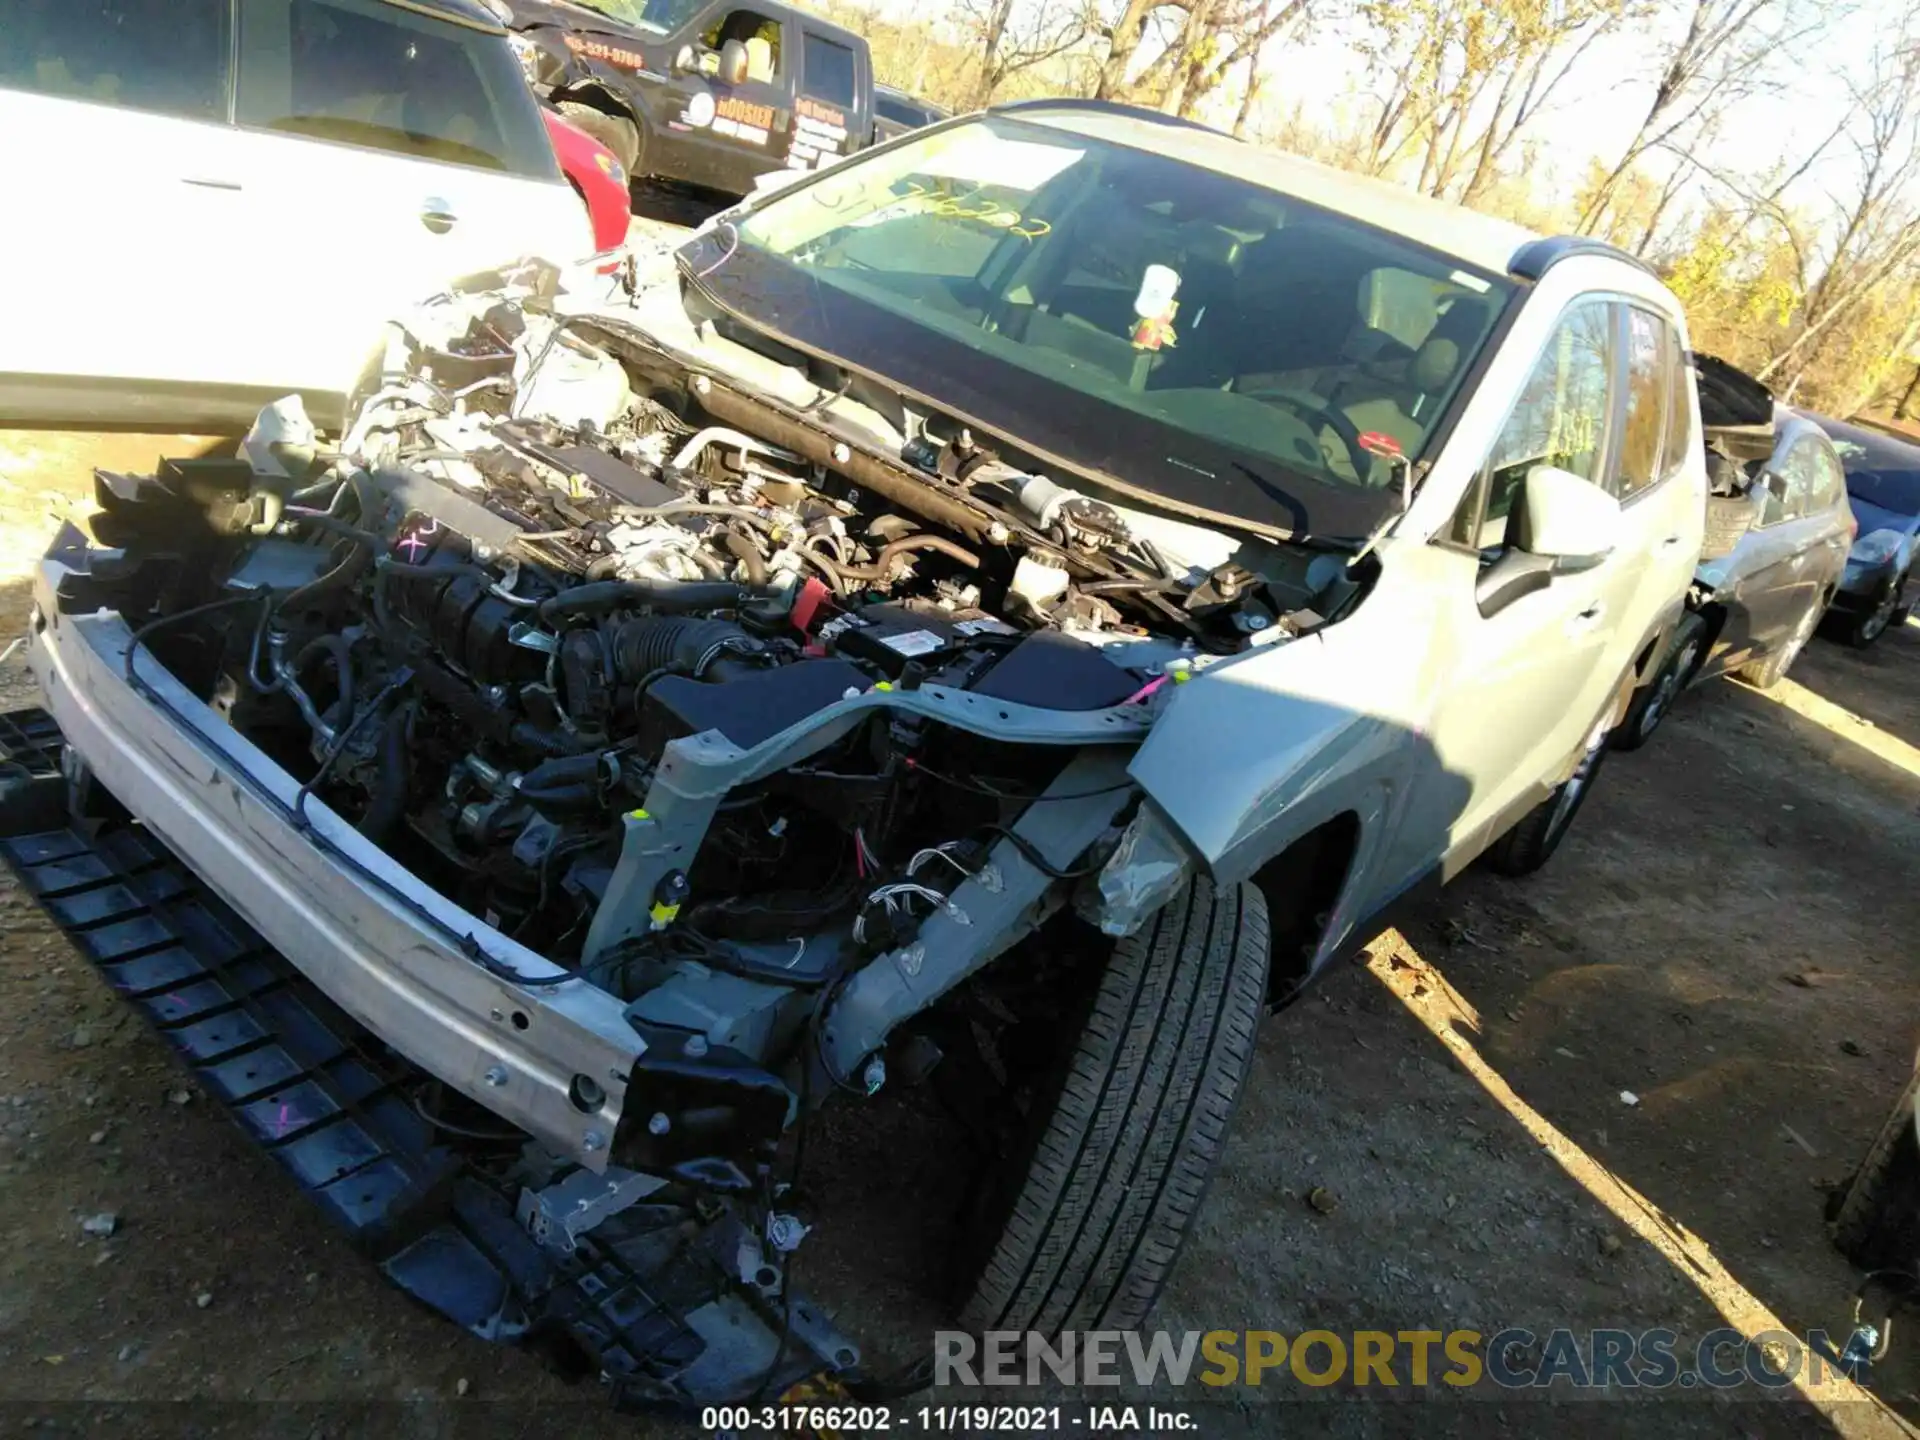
1125, 629, 1434, 903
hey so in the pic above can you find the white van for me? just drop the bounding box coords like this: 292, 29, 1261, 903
0, 0, 588, 428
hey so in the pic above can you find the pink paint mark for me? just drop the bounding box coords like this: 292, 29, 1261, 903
275, 1102, 290, 1138
395, 517, 441, 563
1124, 675, 1170, 705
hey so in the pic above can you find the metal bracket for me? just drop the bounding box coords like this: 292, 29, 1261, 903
818, 750, 1135, 1082
581, 680, 1154, 967
517, 1164, 668, 1253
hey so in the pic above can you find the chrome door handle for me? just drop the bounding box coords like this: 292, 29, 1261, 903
421, 199, 458, 234
181, 176, 243, 191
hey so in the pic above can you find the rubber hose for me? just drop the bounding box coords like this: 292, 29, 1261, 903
536, 577, 773, 623
377, 557, 496, 582
517, 753, 611, 820
721, 529, 769, 585
610, 614, 761, 683
403, 650, 598, 756
294, 634, 355, 731
821, 535, 980, 583
356, 701, 413, 843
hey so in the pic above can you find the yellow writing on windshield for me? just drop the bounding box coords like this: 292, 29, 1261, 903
901, 182, 1050, 239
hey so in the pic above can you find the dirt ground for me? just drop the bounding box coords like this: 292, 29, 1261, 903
3, 364, 1920, 1434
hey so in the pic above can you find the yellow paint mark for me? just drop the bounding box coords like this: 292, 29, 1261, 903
1749, 675, 1920, 784
1368, 933, 1907, 1429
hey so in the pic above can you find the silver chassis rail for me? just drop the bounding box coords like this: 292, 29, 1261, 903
27, 558, 644, 1169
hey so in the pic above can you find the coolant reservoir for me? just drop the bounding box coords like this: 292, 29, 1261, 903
1010, 555, 1070, 609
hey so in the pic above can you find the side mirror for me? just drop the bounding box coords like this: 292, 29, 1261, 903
718, 38, 750, 87
1519, 464, 1621, 567
749, 167, 808, 197
672, 44, 696, 74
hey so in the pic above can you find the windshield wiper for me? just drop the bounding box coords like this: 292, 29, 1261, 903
1226, 460, 1310, 536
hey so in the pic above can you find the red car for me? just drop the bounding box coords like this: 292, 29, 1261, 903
541, 107, 631, 268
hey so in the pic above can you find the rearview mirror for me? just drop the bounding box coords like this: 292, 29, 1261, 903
1520, 464, 1621, 567
718, 38, 750, 87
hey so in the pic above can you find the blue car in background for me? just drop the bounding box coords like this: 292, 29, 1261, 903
1809, 414, 1920, 646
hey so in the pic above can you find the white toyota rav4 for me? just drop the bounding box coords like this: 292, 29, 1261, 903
3, 103, 1707, 1408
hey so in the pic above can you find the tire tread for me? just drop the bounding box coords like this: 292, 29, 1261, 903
957, 880, 1270, 1335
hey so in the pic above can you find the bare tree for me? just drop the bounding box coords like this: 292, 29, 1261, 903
1752, 26, 1920, 385
956, 0, 1093, 102
1447, 7, 1615, 204
1349, 0, 1624, 200
1576, 0, 1823, 234
1231, 61, 1266, 135
1151, 0, 1312, 119
1093, 0, 1171, 98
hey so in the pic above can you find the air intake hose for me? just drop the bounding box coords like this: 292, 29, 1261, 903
611, 615, 764, 684
536, 578, 774, 624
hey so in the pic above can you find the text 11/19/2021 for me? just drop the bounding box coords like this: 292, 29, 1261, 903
702, 1405, 1201, 1432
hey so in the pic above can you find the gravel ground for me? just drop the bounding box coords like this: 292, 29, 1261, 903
1, 219, 1918, 1436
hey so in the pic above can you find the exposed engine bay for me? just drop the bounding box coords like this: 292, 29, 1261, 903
78, 278, 1361, 1053
25, 268, 1373, 1409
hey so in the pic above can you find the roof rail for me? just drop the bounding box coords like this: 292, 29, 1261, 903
986, 97, 1230, 138
1508, 235, 1659, 282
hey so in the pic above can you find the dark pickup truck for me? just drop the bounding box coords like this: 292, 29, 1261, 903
483, 0, 874, 194
874, 84, 948, 143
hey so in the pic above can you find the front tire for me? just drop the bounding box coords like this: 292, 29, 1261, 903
956, 878, 1270, 1335
1831, 1065, 1920, 1272
1485, 710, 1611, 876
1847, 570, 1907, 648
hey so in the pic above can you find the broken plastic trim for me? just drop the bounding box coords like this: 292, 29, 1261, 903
0, 711, 858, 1412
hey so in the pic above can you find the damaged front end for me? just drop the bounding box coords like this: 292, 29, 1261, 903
8, 261, 1360, 1407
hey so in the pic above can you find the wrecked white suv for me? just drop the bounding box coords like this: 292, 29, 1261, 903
4, 101, 1704, 1408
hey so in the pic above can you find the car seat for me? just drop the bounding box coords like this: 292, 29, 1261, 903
745, 36, 775, 82
1322, 297, 1491, 477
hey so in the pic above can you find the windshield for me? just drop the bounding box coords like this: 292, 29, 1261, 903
577, 0, 704, 33
1815, 416, 1920, 517
717, 114, 1514, 536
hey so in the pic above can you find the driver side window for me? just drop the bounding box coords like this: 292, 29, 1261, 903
1449, 300, 1615, 550
704, 10, 781, 78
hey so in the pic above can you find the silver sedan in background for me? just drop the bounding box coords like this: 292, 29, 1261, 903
1618, 405, 1853, 748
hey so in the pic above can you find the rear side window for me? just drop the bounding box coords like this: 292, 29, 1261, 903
0, 0, 231, 122
1758, 468, 1793, 526
237, 0, 559, 178
802, 33, 857, 109
1451, 300, 1614, 549
876, 94, 922, 127
1811, 441, 1847, 511
1617, 307, 1669, 499
1780, 437, 1824, 520
1360, 268, 1454, 351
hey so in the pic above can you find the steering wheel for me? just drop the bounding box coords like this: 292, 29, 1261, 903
1237, 384, 1381, 482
